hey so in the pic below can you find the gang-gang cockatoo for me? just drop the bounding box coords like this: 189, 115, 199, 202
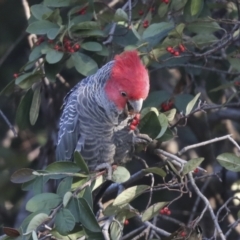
56, 50, 151, 173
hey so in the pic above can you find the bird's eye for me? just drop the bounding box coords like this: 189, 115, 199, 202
121, 92, 127, 97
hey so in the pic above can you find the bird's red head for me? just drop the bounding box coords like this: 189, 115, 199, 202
105, 50, 149, 112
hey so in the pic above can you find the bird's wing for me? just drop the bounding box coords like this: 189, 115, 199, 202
56, 84, 82, 161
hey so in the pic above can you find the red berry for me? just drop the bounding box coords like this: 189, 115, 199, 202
166, 46, 173, 52
54, 45, 60, 51
74, 44, 80, 51
160, 209, 165, 214
162, 0, 169, 4
179, 44, 185, 52
134, 113, 141, 120
194, 168, 199, 173
139, 10, 144, 15
174, 51, 180, 56
150, 7, 155, 12
170, 49, 175, 54
180, 231, 187, 237
69, 48, 75, 53
234, 81, 240, 86
124, 220, 129, 225
143, 20, 149, 28
130, 124, 136, 130
48, 39, 54, 43
166, 210, 171, 215
163, 207, 169, 213
78, 7, 87, 15
13, 73, 18, 78
131, 119, 139, 126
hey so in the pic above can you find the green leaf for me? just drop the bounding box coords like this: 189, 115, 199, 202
26, 20, 59, 35
191, 0, 204, 16
185, 92, 201, 115
139, 107, 161, 139
187, 21, 221, 34
30, 86, 41, 125
47, 27, 61, 40
46, 161, 81, 173
44, 0, 72, 7
164, 108, 177, 121
228, 57, 240, 71
83, 186, 93, 209
29, 42, 48, 61
114, 8, 128, 22
216, 153, 240, 172
71, 21, 100, 31
11, 168, 36, 183
110, 222, 122, 240
168, 23, 185, 38
182, 158, 204, 175
26, 193, 62, 212
75, 30, 106, 38
81, 42, 102, 52
32, 231, 38, 240
43, 8, 62, 25
55, 208, 75, 235
96, 45, 109, 56
71, 52, 98, 76
144, 167, 166, 178
74, 151, 89, 174
26, 213, 49, 232
112, 166, 131, 183
15, 72, 42, 89
31, 4, 52, 20
191, 33, 218, 47
45, 48, 64, 64
78, 198, 101, 232
142, 22, 174, 40
158, 3, 169, 18
113, 185, 148, 207
63, 192, 73, 207
16, 89, 33, 129
156, 113, 168, 139
67, 197, 81, 223
143, 90, 171, 108
142, 202, 167, 222
170, 0, 188, 11
57, 177, 73, 197
21, 210, 51, 231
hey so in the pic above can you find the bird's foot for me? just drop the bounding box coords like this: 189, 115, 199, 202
94, 163, 113, 180
133, 133, 152, 144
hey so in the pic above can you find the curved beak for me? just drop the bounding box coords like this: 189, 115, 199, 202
128, 98, 143, 113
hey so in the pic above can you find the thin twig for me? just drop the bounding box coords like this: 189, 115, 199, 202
188, 173, 226, 240
0, 110, 17, 137
120, 225, 146, 240
178, 134, 232, 155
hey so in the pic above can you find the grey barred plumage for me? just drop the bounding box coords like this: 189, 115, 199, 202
56, 51, 151, 171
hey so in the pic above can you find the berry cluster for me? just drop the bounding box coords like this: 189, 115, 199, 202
162, 0, 169, 4
143, 20, 149, 28
166, 44, 185, 57
161, 101, 174, 112
129, 113, 140, 131
54, 38, 80, 53
35, 36, 45, 46
160, 207, 171, 215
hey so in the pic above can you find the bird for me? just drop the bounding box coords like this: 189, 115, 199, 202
56, 50, 151, 174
